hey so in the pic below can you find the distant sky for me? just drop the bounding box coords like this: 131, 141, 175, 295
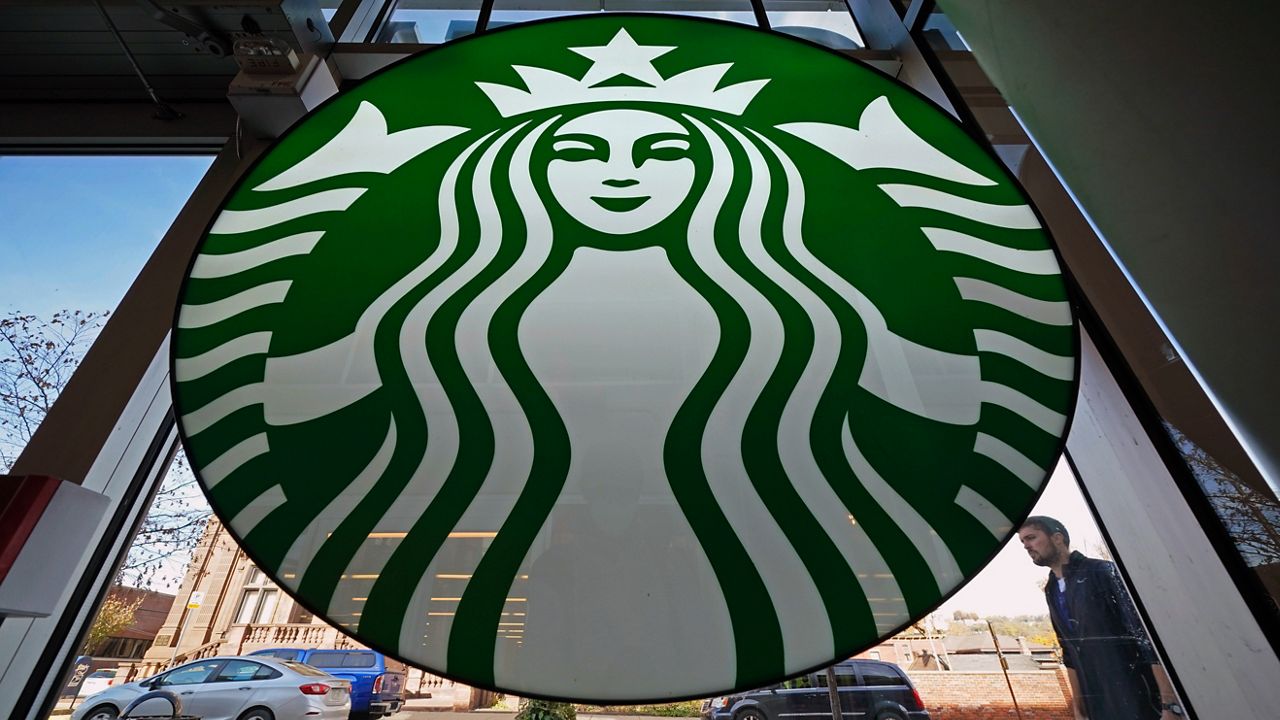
0, 155, 213, 317
936, 459, 1107, 620
1, 155, 214, 588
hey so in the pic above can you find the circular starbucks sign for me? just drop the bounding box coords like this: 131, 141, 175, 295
173, 15, 1076, 702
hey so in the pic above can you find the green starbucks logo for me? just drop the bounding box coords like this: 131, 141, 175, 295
173, 16, 1076, 701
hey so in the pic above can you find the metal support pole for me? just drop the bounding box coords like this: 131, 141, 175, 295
824, 666, 842, 720
987, 621, 1024, 720
168, 608, 193, 666
749, 0, 772, 30
476, 0, 496, 34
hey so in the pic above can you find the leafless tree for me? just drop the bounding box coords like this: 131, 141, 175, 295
1, 310, 210, 589
0, 310, 106, 470
1163, 421, 1280, 569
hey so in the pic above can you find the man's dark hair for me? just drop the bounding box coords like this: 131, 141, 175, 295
1021, 515, 1070, 546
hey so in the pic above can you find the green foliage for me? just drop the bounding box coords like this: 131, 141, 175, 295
576, 702, 702, 717
83, 589, 143, 654
949, 614, 1054, 640
518, 699, 578, 720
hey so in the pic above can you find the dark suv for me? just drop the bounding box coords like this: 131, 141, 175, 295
700, 660, 930, 720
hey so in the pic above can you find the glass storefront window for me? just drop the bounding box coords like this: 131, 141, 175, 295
874, 461, 1184, 719
486, 0, 760, 35
918, 11, 967, 51
914, 4, 1280, 623
377, 1, 862, 52
0, 156, 211, 471
1164, 421, 1280, 601
766, 0, 862, 49
380, 0, 485, 43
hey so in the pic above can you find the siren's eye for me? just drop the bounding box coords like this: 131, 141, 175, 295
635, 134, 692, 164
551, 135, 607, 162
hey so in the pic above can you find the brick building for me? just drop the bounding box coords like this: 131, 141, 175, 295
85, 586, 174, 674
854, 629, 1071, 718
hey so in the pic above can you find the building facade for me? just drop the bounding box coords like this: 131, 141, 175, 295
123, 517, 486, 708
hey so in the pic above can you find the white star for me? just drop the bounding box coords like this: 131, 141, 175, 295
570, 28, 675, 88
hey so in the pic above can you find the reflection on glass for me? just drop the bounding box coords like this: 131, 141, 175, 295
235, 588, 262, 624
939, 0, 1280, 619
766, 0, 862, 49
920, 12, 967, 51
488, 0, 758, 33
1164, 421, 1280, 602
380, 1, 862, 52
1017, 515, 1179, 719
885, 463, 1181, 719
697, 464, 1186, 719
318, 0, 341, 22
382, 0, 484, 43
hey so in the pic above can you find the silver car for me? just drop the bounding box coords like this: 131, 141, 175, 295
70, 655, 351, 720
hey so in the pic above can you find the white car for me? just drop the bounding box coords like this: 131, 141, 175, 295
76, 669, 117, 700
70, 655, 351, 720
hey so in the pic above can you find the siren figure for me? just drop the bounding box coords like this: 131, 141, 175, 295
310, 29, 977, 695
175, 23, 1072, 701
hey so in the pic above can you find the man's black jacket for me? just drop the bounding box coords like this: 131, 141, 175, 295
1046, 550, 1161, 719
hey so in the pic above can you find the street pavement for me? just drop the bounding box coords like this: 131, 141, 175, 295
391, 706, 687, 720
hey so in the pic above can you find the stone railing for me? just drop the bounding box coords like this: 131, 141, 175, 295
226, 622, 360, 654
123, 639, 223, 681
172, 639, 224, 666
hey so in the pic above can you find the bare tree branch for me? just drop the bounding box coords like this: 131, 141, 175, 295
1, 310, 211, 590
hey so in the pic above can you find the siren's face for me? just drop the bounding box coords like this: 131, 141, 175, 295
547, 108, 695, 235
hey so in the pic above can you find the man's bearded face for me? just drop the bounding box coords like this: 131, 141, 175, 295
1018, 526, 1062, 567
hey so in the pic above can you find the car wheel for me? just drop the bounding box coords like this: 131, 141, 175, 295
237, 708, 275, 720
876, 711, 906, 720
83, 705, 118, 720
736, 708, 767, 720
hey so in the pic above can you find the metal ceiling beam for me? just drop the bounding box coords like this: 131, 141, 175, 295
0, 101, 235, 152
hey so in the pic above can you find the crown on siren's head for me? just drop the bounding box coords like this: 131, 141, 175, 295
476, 28, 769, 118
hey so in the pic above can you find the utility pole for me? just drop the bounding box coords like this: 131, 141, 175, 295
987, 621, 1025, 720
825, 666, 842, 720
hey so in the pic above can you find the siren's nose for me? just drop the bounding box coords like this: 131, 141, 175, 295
604, 178, 640, 188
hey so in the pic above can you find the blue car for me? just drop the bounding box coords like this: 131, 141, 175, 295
248, 648, 405, 717
701, 660, 930, 720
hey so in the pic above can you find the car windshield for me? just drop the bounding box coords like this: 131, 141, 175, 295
253, 649, 300, 660
307, 651, 376, 668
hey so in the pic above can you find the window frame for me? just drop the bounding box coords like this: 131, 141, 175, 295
155, 659, 227, 687
212, 659, 272, 683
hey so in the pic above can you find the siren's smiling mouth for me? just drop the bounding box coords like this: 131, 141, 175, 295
591, 195, 650, 212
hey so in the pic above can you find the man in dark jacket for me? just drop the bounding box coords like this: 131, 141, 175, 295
1019, 516, 1183, 720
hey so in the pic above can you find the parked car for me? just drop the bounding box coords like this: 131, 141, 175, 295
69, 655, 351, 720
248, 647, 405, 717
700, 660, 930, 720
76, 669, 117, 700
